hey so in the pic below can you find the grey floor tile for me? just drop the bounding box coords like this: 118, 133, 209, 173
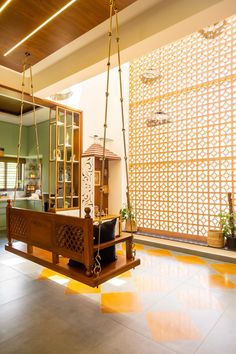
0, 263, 21, 282
83, 326, 176, 354
196, 304, 236, 354
0, 273, 51, 306
0, 242, 236, 354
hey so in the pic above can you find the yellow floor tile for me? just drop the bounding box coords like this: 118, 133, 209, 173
38, 268, 64, 280
146, 311, 202, 342
38, 268, 69, 285
101, 292, 142, 313
65, 280, 101, 294
134, 275, 169, 292
175, 255, 206, 265
208, 274, 236, 289
116, 250, 125, 256
134, 243, 145, 250
122, 243, 144, 251
146, 249, 173, 257
211, 263, 236, 275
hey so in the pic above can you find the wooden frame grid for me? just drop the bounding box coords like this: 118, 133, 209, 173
129, 15, 236, 240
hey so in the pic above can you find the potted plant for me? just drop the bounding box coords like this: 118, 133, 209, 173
120, 204, 137, 232
218, 211, 236, 250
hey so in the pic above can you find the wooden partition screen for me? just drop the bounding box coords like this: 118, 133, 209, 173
129, 15, 236, 241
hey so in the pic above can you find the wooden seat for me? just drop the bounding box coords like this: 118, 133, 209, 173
5, 200, 140, 287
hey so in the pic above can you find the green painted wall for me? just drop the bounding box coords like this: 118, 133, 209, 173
0, 121, 28, 155
0, 119, 50, 192
28, 120, 49, 193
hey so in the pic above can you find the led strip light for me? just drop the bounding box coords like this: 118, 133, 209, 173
4, 0, 77, 56
0, 0, 12, 13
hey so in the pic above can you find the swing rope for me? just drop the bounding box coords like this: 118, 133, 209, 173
93, 0, 135, 277
29, 58, 42, 196
14, 53, 42, 207
14, 54, 28, 206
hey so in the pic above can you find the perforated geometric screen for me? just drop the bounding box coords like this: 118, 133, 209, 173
129, 15, 236, 241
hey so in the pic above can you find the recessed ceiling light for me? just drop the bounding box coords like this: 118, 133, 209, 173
4, 0, 77, 56
0, 0, 12, 13
141, 68, 159, 80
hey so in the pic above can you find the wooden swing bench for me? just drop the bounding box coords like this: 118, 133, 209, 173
5, 200, 140, 287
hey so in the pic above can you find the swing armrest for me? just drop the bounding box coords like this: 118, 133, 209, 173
93, 234, 133, 251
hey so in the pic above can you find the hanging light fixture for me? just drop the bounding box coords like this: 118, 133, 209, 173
140, 67, 160, 84
146, 53, 171, 127
146, 111, 171, 127
198, 20, 227, 39
50, 89, 73, 101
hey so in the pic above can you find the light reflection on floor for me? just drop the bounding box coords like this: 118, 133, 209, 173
1, 242, 236, 353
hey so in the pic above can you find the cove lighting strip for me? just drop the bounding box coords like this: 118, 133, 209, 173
4, 0, 77, 56
0, 0, 12, 13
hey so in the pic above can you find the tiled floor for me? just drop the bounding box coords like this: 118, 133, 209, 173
1, 232, 236, 354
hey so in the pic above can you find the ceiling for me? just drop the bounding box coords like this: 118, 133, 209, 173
0, 0, 137, 72
0, 0, 235, 125
0, 0, 235, 98
0, 95, 38, 115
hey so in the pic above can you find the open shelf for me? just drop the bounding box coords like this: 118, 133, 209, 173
49, 106, 82, 211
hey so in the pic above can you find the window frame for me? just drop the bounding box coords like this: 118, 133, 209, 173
0, 157, 26, 191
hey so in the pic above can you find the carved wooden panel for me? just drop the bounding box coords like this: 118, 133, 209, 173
129, 16, 236, 240
10, 213, 28, 241
81, 156, 94, 217
55, 224, 84, 255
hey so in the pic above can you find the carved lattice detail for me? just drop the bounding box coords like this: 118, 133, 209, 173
81, 156, 94, 217
55, 224, 84, 254
129, 15, 236, 239
10, 214, 28, 239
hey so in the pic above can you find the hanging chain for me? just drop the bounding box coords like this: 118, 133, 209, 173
14, 53, 29, 206
93, 0, 136, 276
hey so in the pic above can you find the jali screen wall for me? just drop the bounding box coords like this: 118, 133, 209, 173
129, 15, 236, 241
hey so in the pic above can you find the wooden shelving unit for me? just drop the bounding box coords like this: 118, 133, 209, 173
49, 106, 82, 211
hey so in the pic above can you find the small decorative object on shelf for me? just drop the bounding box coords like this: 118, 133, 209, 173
25, 158, 41, 196
94, 205, 99, 217
0, 147, 4, 157
94, 171, 101, 186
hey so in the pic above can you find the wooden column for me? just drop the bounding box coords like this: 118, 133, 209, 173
126, 239, 133, 260
6, 199, 12, 246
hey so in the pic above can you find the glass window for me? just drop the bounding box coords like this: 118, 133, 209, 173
0, 161, 25, 191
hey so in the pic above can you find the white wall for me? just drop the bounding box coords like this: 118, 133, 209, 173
62, 63, 130, 214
